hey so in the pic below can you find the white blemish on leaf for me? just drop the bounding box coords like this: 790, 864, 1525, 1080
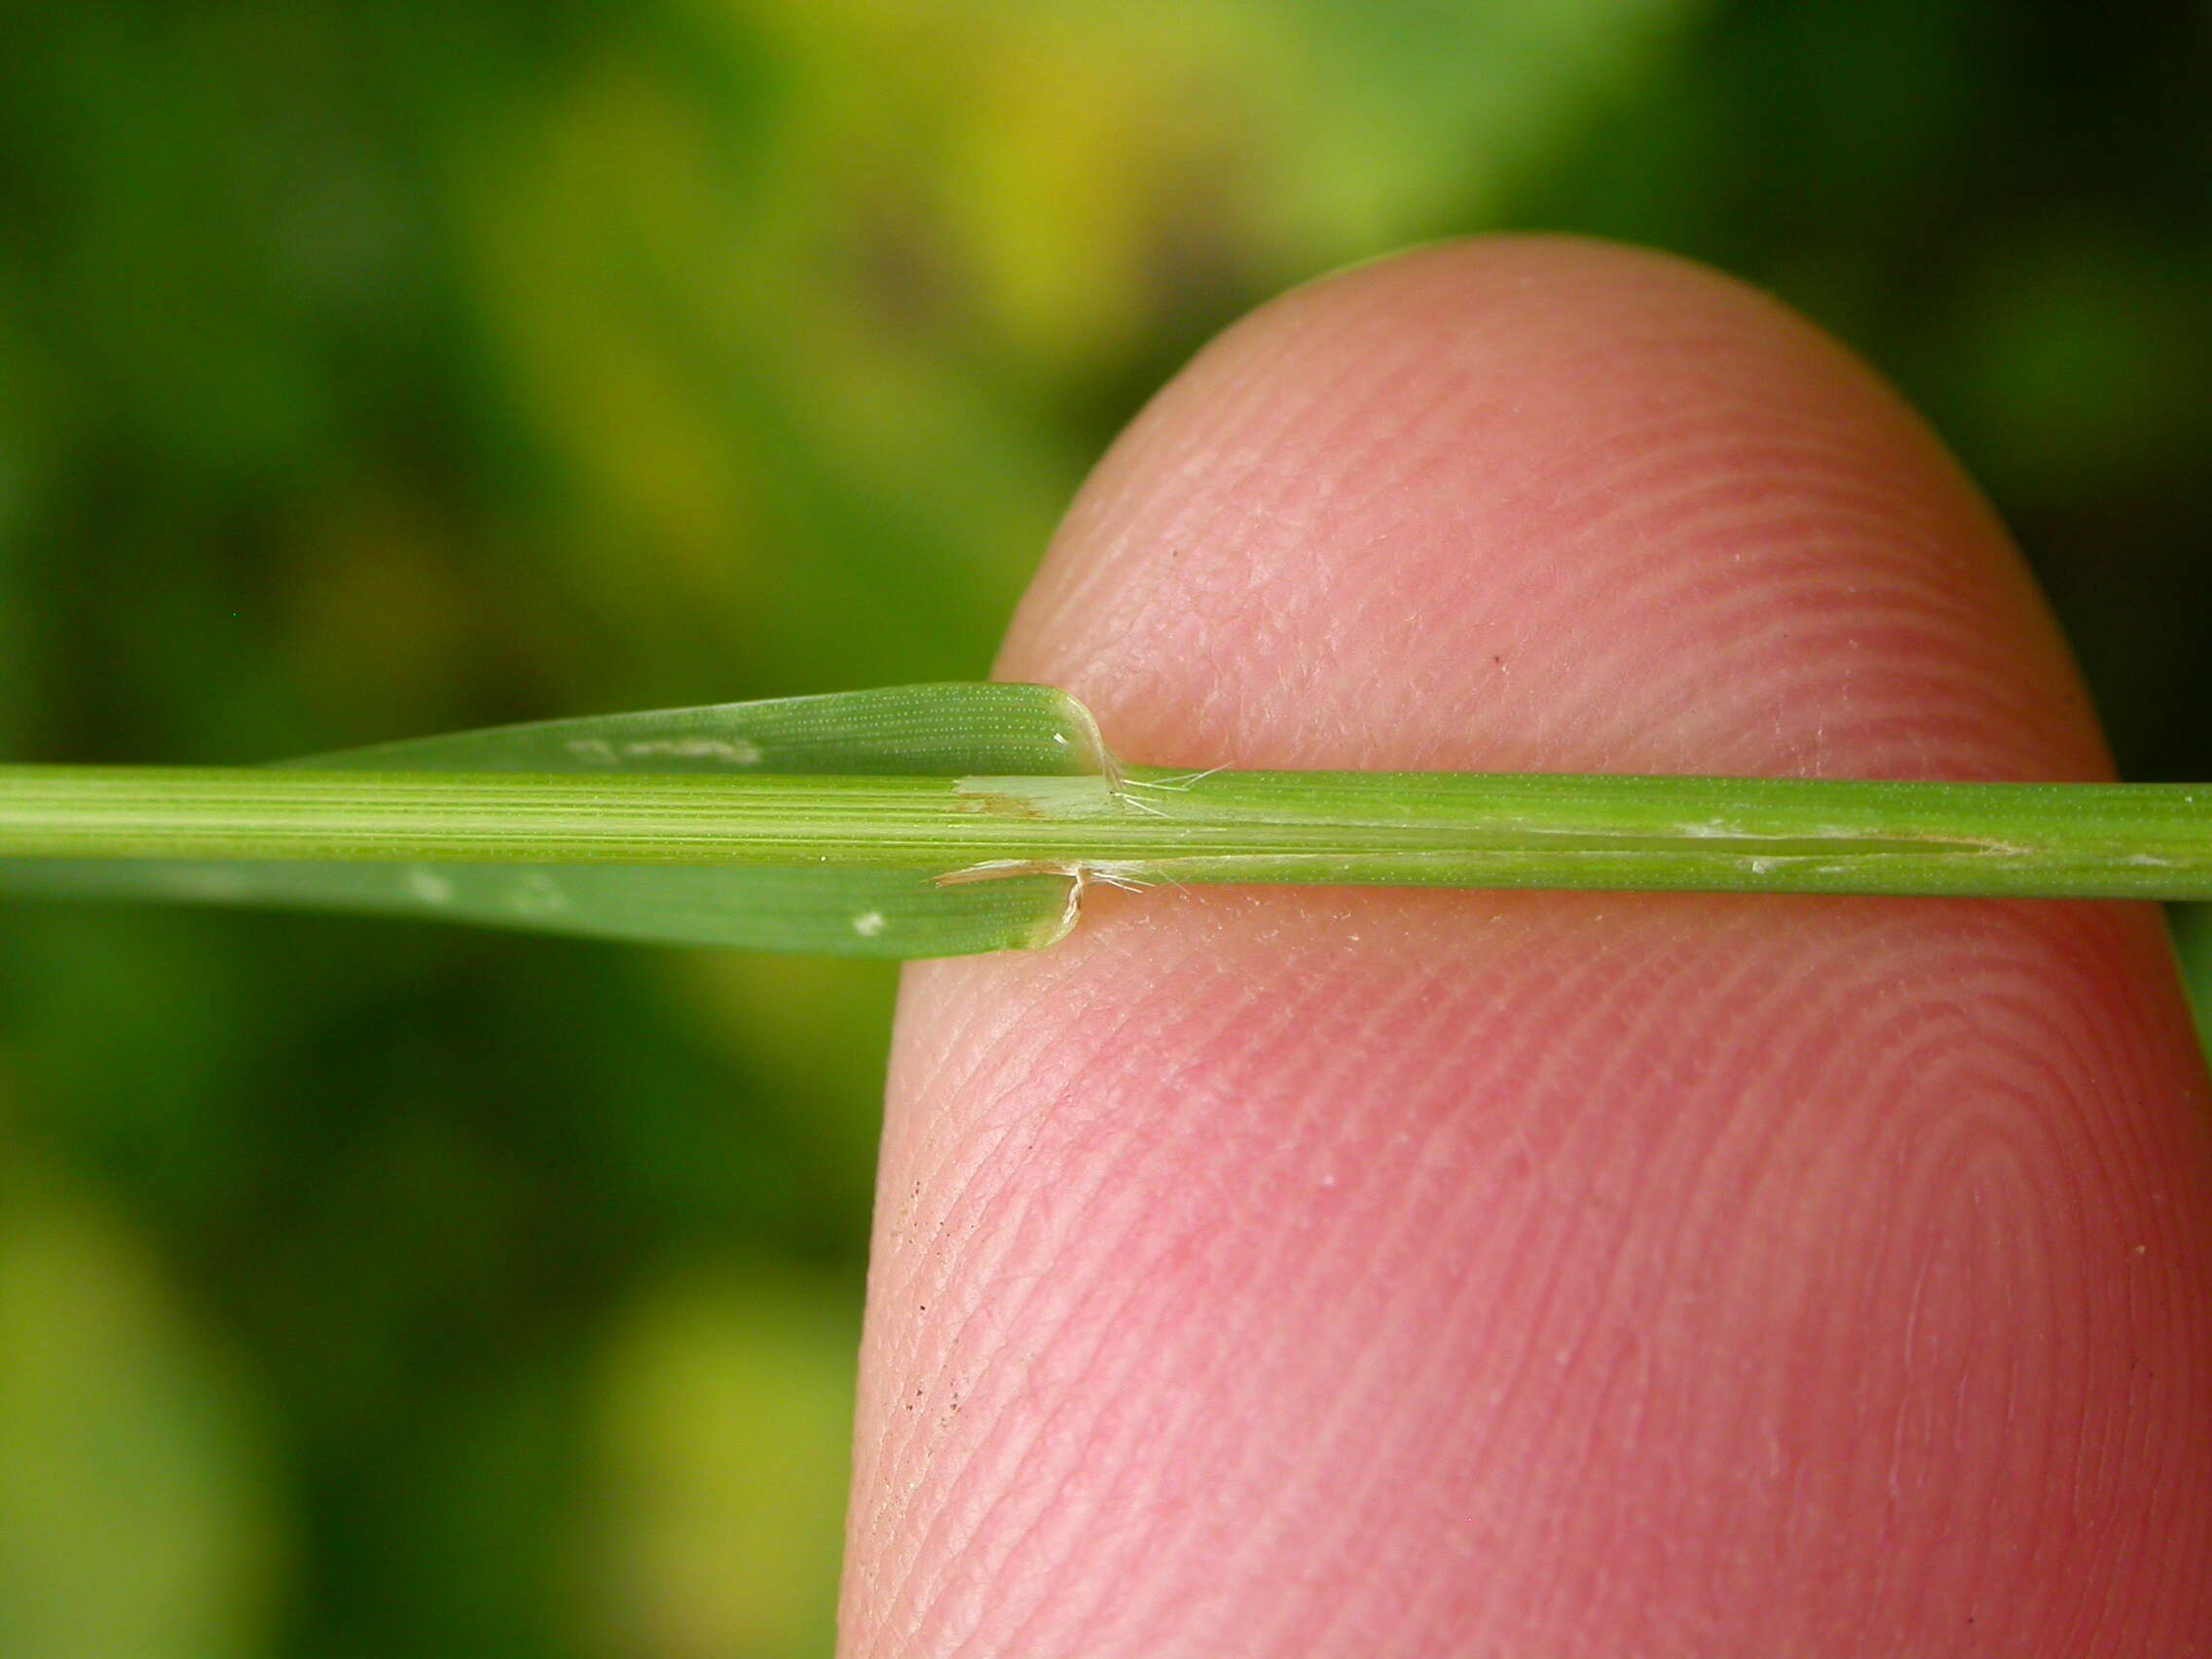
620, 736, 763, 765
852, 910, 887, 938
508, 869, 569, 916
565, 737, 619, 765
161, 866, 252, 901
405, 866, 456, 904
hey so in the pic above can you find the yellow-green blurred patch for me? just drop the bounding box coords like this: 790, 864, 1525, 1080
0, 1167, 284, 1659
578, 1260, 857, 1659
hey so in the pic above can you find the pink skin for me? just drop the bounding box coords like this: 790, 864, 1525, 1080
839, 240, 2212, 1655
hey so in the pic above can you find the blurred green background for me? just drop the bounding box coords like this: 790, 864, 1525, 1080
0, 2, 2206, 1654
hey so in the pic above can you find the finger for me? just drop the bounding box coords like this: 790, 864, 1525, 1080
842, 239, 2212, 1656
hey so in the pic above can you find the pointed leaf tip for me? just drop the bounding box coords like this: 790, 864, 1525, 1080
1, 684, 1115, 957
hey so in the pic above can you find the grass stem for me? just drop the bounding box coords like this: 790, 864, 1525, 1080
2, 763, 2209, 901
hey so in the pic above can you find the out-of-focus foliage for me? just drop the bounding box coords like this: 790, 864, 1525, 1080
0, 1, 2204, 1654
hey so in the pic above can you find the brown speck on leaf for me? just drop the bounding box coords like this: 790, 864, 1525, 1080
969, 792, 1043, 818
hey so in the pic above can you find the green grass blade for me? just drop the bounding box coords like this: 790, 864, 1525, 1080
0, 685, 1100, 957
4, 763, 2208, 898
7, 682, 2212, 957
283, 682, 1112, 778
0, 859, 1076, 957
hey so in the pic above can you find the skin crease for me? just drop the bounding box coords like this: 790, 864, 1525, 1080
838, 240, 2212, 1656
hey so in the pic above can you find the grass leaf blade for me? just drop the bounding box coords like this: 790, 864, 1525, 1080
282, 682, 1112, 779
0, 684, 1100, 956
0, 859, 1076, 957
